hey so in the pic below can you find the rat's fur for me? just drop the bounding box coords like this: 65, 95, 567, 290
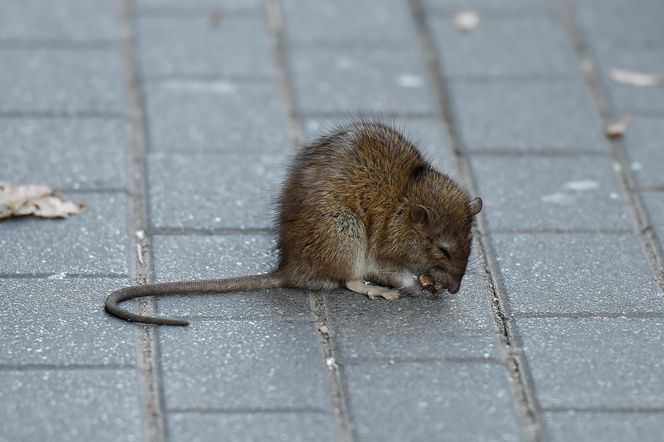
105, 120, 482, 325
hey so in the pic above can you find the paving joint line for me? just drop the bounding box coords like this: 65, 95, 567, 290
555, 0, 664, 300
266, 2, 354, 440
149, 226, 276, 236
121, 1, 167, 441
409, 1, 543, 440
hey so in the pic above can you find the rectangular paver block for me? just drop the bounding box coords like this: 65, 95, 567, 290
0, 0, 123, 42
0, 193, 130, 275
283, 0, 417, 45
290, 46, 437, 114
0, 278, 136, 366
138, 14, 275, 78
492, 232, 662, 314
152, 234, 277, 281
516, 317, 664, 408
167, 412, 339, 442
148, 152, 287, 229
0, 369, 144, 442
137, 0, 261, 10
471, 155, 632, 231
343, 362, 522, 442
544, 411, 664, 442
0, 48, 127, 114
144, 81, 290, 153
0, 118, 130, 190
451, 80, 606, 151
159, 319, 331, 410
325, 272, 500, 361
429, 14, 578, 77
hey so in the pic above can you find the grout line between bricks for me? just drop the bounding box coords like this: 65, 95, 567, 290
409, 1, 543, 440
168, 407, 329, 414
0, 273, 129, 279
266, 2, 354, 441
543, 406, 664, 414
121, 1, 167, 441
149, 227, 276, 236
0, 364, 135, 371
554, 0, 664, 301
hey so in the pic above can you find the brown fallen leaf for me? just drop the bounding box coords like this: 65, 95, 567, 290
605, 117, 633, 140
610, 69, 664, 87
0, 182, 86, 220
454, 10, 480, 32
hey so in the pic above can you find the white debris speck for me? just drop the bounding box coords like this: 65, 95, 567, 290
163, 80, 236, 94
326, 357, 337, 368
135, 230, 145, 239
453, 10, 480, 31
609, 192, 620, 200
48, 272, 66, 280
631, 162, 643, 171
564, 180, 600, 191
613, 163, 622, 172
396, 74, 424, 88
540, 192, 577, 205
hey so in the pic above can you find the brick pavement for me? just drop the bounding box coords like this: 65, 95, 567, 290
0, 1, 663, 441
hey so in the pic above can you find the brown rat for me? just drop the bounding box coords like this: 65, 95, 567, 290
105, 120, 482, 325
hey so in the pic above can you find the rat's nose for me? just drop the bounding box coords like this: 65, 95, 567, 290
447, 280, 460, 294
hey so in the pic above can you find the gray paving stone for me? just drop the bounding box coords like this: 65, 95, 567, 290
0, 369, 144, 442
641, 191, 664, 254
159, 319, 331, 410
0, 193, 130, 275
0, 49, 127, 114
137, 0, 261, 10
493, 233, 662, 314
148, 152, 287, 229
424, 0, 550, 12
343, 362, 522, 441
429, 15, 578, 77
290, 47, 437, 114
622, 118, 664, 189
144, 81, 290, 153
156, 288, 312, 321
302, 116, 458, 175
451, 80, 607, 151
152, 234, 277, 281
283, 0, 417, 45
599, 47, 664, 115
167, 412, 339, 442
470, 155, 632, 231
138, 14, 275, 78
0, 278, 136, 366
325, 272, 500, 361
574, 0, 664, 49
0, 0, 122, 42
0, 118, 130, 190
544, 411, 664, 442
516, 317, 664, 408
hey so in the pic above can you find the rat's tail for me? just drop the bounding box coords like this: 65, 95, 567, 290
105, 272, 285, 326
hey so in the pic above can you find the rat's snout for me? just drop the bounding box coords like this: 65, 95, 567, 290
430, 269, 462, 294
447, 279, 460, 294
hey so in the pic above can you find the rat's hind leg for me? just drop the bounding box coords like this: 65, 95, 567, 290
346, 280, 401, 300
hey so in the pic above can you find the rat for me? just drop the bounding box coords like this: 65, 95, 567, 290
105, 120, 483, 326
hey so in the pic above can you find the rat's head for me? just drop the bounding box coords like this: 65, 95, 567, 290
400, 172, 482, 294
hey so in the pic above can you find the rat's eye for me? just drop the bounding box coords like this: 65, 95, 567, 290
438, 246, 451, 259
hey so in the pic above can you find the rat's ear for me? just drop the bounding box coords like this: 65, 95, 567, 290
469, 197, 483, 216
411, 205, 432, 226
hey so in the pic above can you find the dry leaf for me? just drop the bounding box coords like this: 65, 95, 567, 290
0, 182, 86, 220
454, 10, 480, 32
605, 117, 633, 139
610, 69, 664, 87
